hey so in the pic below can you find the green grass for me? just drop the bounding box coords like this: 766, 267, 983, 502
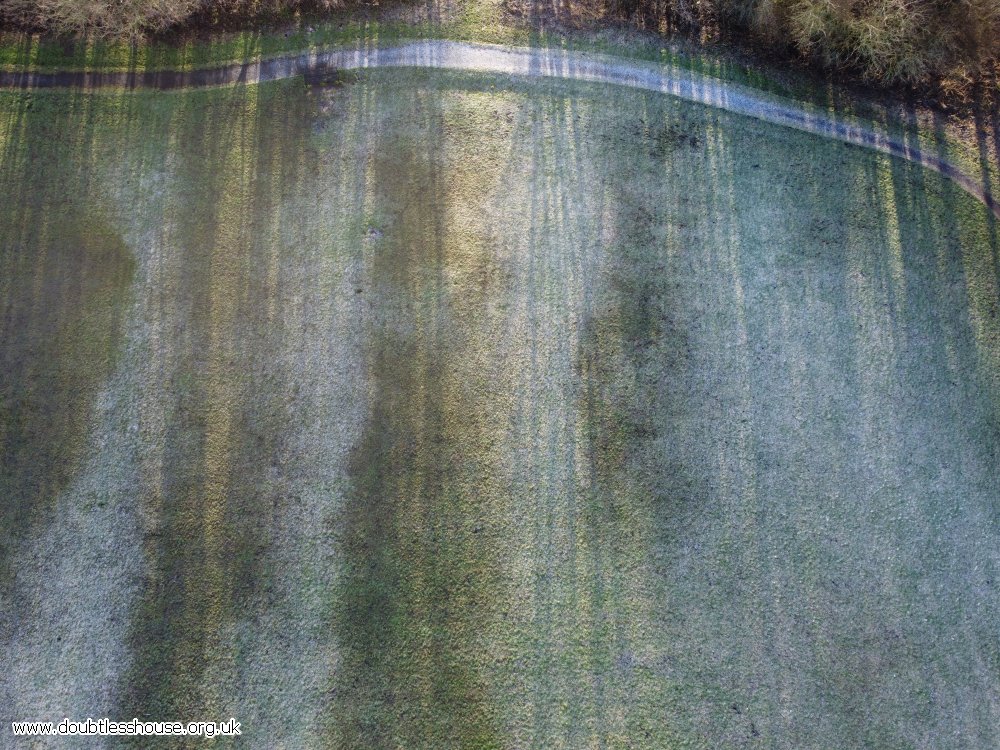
0, 110, 136, 584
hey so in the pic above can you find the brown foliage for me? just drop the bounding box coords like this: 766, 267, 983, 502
606, 0, 1000, 85
0, 0, 198, 37
0, 0, 343, 37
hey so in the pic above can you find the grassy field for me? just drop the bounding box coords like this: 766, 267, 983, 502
0, 68, 998, 748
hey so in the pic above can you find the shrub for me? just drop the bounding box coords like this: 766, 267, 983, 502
0, 0, 198, 37
780, 0, 1000, 84
606, 0, 1000, 85
0, 0, 343, 38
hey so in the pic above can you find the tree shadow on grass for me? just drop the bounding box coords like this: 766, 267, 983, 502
0, 89, 135, 609
331, 74, 507, 750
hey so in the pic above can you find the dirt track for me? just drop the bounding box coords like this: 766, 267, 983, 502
2, 40, 998, 219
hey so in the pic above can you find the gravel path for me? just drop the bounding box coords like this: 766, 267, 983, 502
2, 40, 997, 219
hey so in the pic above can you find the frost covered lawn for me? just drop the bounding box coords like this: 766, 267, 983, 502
1, 70, 997, 748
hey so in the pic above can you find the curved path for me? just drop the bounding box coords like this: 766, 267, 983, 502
2, 39, 998, 218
